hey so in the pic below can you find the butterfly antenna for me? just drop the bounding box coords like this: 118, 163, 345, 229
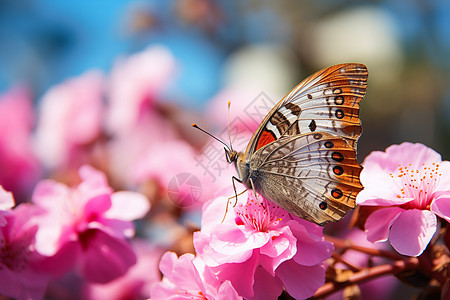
192, 123, 231, 151
227, 101, 234, 151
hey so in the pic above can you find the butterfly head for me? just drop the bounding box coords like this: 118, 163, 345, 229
224, 148, 238, 163
225, 148, 249, 182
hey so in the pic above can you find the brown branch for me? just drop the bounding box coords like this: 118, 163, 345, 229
418, 246, 448, 285
331, 252, 361, 272
312, 258, 420, 299
324, 234, 404, 261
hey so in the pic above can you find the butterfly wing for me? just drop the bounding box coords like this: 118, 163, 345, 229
248, 132, 362, 225
243, 63, 368, 159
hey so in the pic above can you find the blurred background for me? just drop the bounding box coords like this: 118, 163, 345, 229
1, 0, 450, 159
1, 1, 450, 299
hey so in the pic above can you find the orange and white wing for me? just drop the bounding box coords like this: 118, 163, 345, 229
249, 132, 362, 225
244, 63, 368, 159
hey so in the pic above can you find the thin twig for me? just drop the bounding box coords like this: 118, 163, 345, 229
324, 235, 404, 261
331, 252, 361, 272
418, 247, 447, 285
312, 258, 420, 299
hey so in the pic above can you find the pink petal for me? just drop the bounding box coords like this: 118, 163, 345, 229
259, 240, 292, 276
431, 194, 450, 222
85, 239, 162, 300
158, 251, 178, 277
151, 285, 187, 300
94, 218, 135, 239
105, 191, 150, 221
358, 164, 409, 206
192, 255, 220, 293
0, 212, 9, 227
389, 209, 437, 256
357, 192, 414, 207
79, 165, 109, 188
106, 46, 176, 135
0, 268, 21, 300
84, 193, 112, 217
247, 267, 283, 300
34, 222, 65, 256
259, 228, 297, 274
0, 186, 14, 210
276, 259, 325, 299
0, 264, 48, 300
435, 161, 450, 193
365, 207, 404, 243
212, 251, 259, 299
12, 265, 49, 300
194, 231, 239, 267
39, 241, 81, 276
289, 221, 333, 266
170, 253, 203, 293
200, 196, 237, 235
152, 252, 207, 299
6, 203, 40, 234
288, 218, 324, 240
360, 149, 400, 174
216, 280, 243, 300
357, 162, 414, 206
32, 179, 69, 209
209, 225, 268, 264
383, 143, 441, 169
259, 227, 294, 258
80, 229, 137, 283
0, 207, 49, 300
293, 237, 333, 267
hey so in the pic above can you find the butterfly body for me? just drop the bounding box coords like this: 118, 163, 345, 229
226, 63, 368, 225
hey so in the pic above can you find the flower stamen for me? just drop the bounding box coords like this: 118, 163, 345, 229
393, 163, 441, 210
235, 195, 285, 232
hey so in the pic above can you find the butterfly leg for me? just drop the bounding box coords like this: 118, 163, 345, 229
231, 176, 244, 204
248, 177, 265, 209
227, 189, 247, 205
249, 177, 257, 198
221, 176, 247, 223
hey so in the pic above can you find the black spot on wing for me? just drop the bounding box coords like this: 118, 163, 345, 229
308, 120, 317, 132
284, 103, 301, 117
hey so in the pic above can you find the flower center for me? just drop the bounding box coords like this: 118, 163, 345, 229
0, 236, 31, 272
174, 290, 206, 299
390, 163, 441, 210
234, 194, 285, 232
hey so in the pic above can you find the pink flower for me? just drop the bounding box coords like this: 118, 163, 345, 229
31, 165, 150, 283
0, 203, 49, 300
151, 252, 242, 300
105, 45, 176, 135
0, 87, 41, 201
194, 192, 333, 299
105, 46, 191, 191
356, 142, 450, 256
34, 71, 104, 169
84, 239, 163, 300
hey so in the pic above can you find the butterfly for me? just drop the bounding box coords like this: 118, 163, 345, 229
220, 63, 368, 226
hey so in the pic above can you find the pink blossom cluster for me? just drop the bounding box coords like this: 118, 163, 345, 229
0, 45, 241, 300
151, 192, 334, 299
0, 166, 149, 299
0, 46, 187, 299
